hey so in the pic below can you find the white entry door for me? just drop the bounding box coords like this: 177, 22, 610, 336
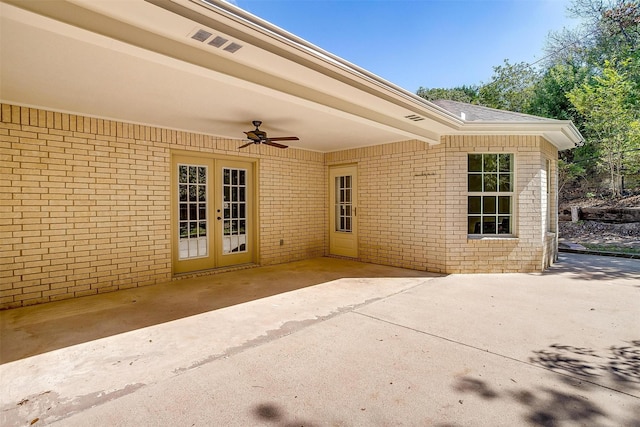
172, 155, 254, 274
329, 164, 358, 257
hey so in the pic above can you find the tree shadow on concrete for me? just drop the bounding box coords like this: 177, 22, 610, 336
530, 341, 640, 393
452, 340, 640, 426
253, 402, 318, 427
542, 253, 640, 283
453, 376, 609, 427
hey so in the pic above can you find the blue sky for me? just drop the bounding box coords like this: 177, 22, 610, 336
233, 0, 579, 92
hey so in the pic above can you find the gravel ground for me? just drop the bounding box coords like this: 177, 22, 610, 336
559, 221, 640, 250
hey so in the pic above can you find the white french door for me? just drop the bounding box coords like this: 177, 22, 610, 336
172, 155, 254, 274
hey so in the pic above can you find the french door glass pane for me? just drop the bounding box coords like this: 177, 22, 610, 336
178, 164, 208, 260
222, 168, 248, 254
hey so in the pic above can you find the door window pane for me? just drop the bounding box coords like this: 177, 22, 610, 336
335, 175, 353, 232
222, 168, 248, 254
178, 163, 208, 259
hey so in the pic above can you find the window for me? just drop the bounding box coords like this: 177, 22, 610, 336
546, 159, 553, 232
468, 153, 513, 235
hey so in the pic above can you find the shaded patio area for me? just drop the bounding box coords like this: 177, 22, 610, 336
0, 257, 439, 363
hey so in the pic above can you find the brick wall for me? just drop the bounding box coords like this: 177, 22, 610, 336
326, 140, 447, 272
1, 102, 559, 308
439, 135, 558, 273
327, 135, 558, 273
0, 104, 325, 308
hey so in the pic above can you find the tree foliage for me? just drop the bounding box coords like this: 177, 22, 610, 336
416, 0, 640, 195
477, 60, 539, 113
567, 60, 640, 195
416, 86, 479, 103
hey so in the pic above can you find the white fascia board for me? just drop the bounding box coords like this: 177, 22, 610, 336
451, 121, 584, 150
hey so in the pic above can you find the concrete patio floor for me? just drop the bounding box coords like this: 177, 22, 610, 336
1, 254, 639, 426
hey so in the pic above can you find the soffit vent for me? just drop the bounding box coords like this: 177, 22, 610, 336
189, 28, 243, 53
405, 114, 425, 122
223, 42, 243, 53
208, 36, 228, 48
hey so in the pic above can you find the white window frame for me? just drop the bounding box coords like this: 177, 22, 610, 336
467, 153, 514, 237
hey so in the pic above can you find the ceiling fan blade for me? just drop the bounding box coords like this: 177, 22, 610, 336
263, 141, 288, 149
244, 131, 259, 140
268, 136, 299, 142
238, 141, 255, 149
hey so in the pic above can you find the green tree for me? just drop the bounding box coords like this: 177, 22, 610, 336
545, 0, 639, 73
567, 60, 640, 195
528, 62, 588, 120
477, 60, 539, 113
416, 85, 479, 103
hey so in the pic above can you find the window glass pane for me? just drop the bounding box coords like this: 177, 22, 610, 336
198, 167, 206, 183
199, 221, 207, 237
239, 170, 246, 186
179, 165, 188, 183
468, 174, 482, 192
498, 196, 511, 214
499, 154, 512, 172
468, 154, 482, 172
483, 217, 496, 234
498, 216, 510, 234
199, 205, 206, 220
198, 185, 206, 201
189, 166, 197, 183
232, 169, 238, 185
499, 174, 512, 192
180, 204, 188, 221
483, 196, 496, 214
468, 217, 481, 234
223, 169, 230, 185
189, 204, 197, 221
484, 174, 497, 192
483, 154, 497, 172
468, 196, 481, 214
179, 222, 188, 238
189, 185, 197, 202
189, 221, 197, 237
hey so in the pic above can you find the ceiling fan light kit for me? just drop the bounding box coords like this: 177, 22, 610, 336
239, 121, 299, 149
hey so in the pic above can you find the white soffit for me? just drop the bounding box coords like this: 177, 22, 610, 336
0, 0, 581, 151
0, 0, 455, 151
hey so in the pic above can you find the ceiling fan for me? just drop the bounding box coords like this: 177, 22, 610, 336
239, 120, 299, 149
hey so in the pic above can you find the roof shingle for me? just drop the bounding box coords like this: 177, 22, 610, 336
431, 99, 555, 123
